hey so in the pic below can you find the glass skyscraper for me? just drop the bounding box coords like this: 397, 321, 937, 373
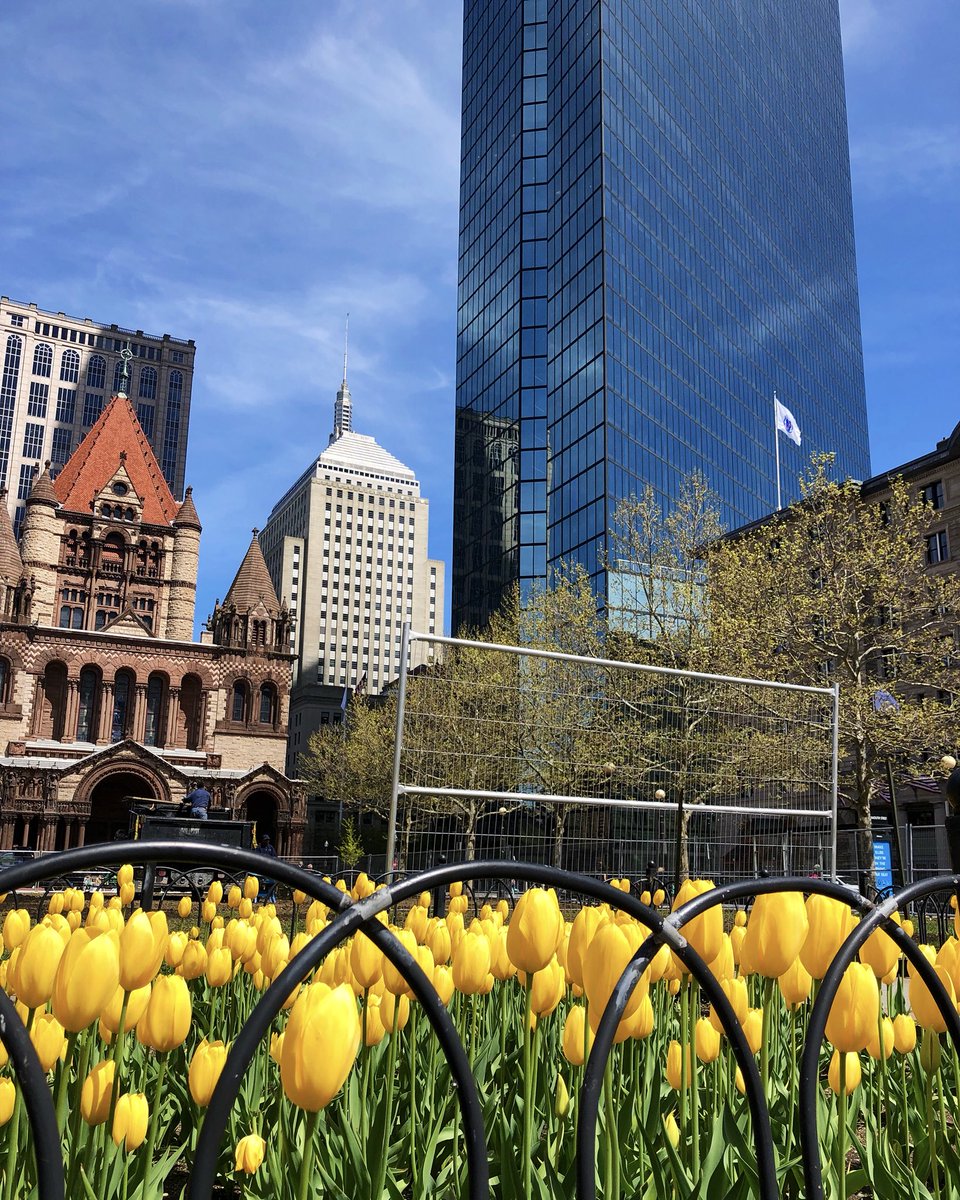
452, 0, 870, 632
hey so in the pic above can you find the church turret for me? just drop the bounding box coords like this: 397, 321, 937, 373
209, 529, 287, 651
0, 487, 27, 620
18, 464, 60, 625
165, 486, 202, 640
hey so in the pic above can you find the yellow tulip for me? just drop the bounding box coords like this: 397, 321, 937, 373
427, 921, 452, 966
47, 892, 65, 917
893, 1013, 917, 1054
262, 934, 290, 980
2, 909, 30, 953
742, 892, 809, 979
206, 880, 223, 906
708, 934, 735, 982
452, 931, 492, 995
743, 1008, 764, 1054
181, 940, 208, 981
672, 880, 722, 966
119, 882, 136, 907
730, 925, 746, 969
30, 1012, 66, 1072
432, 965, 455, 1007
528, 957, 565, 1016
380, 989, 410, 1033
908, 946, 956, 1032
51, 928, 121, 1032
178, 896, 193, 920
825, 962, 880, 1052
362, 996, 387, 1046
506, 888, 564, 974
137, 974, 192, 1052
801, 895, 856, 979
554, 1074, 570, 1119
234, 1133, 266, 1174
405, 905, 428, 944
350, 933, 382, 990
243, 876, 259, 901
561, 1004, 594, 1066
113, 1093, 149, 1151
11, 922, 66, 1009
382, 929, 419, 997
117, 865, 134, 887
101, 982, 152, 1034
777, 958, 812, 1010
582, 921, 648, 1029
859, 912, 902, 978
119, 909, 166, 991
664, 1110, 680, 1148
206, 946, 233, 988
666, 1039, 692, 1090
566, 906, 605, 988
827, 1050, 862, 1094
227, 885, 242, 909
866, 1016, 895, 1061
694, 1017, 721, 1063
81, 1060, 115, 1125
165, 931, 188, 969
188, 1039, 229, 1106
0, 1079, 15, 1127
279, 983, 361, 1111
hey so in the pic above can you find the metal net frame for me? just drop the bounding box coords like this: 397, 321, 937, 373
387, 628, 840, 885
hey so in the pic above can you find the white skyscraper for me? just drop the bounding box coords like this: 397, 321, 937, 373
259, 363, 444, 775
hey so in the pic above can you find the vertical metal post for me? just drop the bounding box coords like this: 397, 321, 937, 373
885, 757, 908, 890
829, 683, 840, 880
385, 622, 413, 881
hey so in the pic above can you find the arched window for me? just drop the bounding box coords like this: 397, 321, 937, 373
86, 355, 106, 389
112, 670, 134, 741
0, 657, 9, 706
101, 532, 125, 576
252, 620, 267, 647
179, 674, 203, 750
231, 679, 249, 723
60, 349, 80, 383
168, 370, 183, 405
258, 683, 276, 725
138, 366, 157, 400
2, 337, 23, 410
38, 661, 67, 739
77, 666, 101, 742
144, 674, 166, 746
32, 344, 53, 377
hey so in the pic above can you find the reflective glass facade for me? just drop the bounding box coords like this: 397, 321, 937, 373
453, 0, 870, 632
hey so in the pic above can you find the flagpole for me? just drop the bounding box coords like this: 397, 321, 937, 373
774, 391, 782, 511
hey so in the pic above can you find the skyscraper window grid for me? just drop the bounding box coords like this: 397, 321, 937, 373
452, 0, 870, 631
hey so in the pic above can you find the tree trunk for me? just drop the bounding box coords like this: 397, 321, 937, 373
464, 800, 478, 862
553, 808, 566, 871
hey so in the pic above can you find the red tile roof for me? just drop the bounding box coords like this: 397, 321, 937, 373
53, 395, 179, 525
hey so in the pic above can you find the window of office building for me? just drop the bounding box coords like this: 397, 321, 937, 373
32, 344, 52, 377
60, 349, 80, 384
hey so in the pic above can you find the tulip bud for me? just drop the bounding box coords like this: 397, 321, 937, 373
562, 1004, 594, 1066
528, 957, 565, 1016
801, 895, 856, 980
101, 982, 152, 1035
743, 1008, 763, 1055
554, 1074, 570, 1119
825, 962, 880, 1052
137, 975, 192, 1052
243, 876, 259, 901
0, 1079, 14, 1127
708, 977, 749, 1034
178, 896, 193, 920
694, 1017, 721, 1063
30, 1012, 66, 1072
113, 1093, 149, 1151
432, 965, 455, 1007
117, 865, 134, 887
828, 1050, 862, 1094
2, 909, 30, 953
206, 881, 224, 906
583, 921, 649, 1030
235, 1133, 266, 1173
119, 882, 135, 907
292, 889, 307, 906
81, 1060, 115, 1125
566, 905, 605, 990
11, 922, 66, 1009
189, 1039, 229, 1107
227, 885, 242, 909
908, 946, 956, 1032
893, 1013, 917, 1054
52, 928, 121, 1032
920, 1028, 941, 1075
350, 933, 383, 991
181, 940, 208, 981
507, 888, 564, 974
279, 983, 361, 1110
452, 931, 492, 996
742, 892, 809, 979
382, 929, 419, 997
866, 1016, 895, 1061
671, 880, 723, 966
47, 892, 65, 917
778, 958, 812, 1010
663, 1110, 680, 1148
380, 989, 409, 1033
859, 911, 902, 978
206, 946, 233, 988
119, 909, 166, 991
666, 1039, 692, 1089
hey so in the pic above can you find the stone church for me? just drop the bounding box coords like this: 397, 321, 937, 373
0, 391, 305, 855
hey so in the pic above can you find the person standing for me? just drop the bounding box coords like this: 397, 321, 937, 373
183, 784, 211, 820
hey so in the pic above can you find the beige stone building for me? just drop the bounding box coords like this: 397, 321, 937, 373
259, 364, 444, 776
0, 390, 304, 854
0, 296, 195, 537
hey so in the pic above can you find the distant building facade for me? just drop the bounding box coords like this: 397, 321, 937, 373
0, 390, 304, 855
259, 366, 444, 777
1, 296, 195, 536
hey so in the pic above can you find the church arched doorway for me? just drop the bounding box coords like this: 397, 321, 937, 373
86, 771, 157, 845
243, 791, 278, 848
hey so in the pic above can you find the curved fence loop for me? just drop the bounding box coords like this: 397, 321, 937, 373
0, 988, 65, 1200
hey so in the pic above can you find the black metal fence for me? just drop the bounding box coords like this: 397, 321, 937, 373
0, 841, 958, 1200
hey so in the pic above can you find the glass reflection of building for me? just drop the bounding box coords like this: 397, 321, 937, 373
452, 0, 870, 632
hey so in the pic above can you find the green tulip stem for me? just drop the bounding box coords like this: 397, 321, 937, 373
55, 1030, 80, 1135
372, 1029, 399, 1200
690, 981, 700, 1180
108, 990, 131, 1129
498, 983, 508, 1092
876, 1014, 890, 1165
836, 1051, 847, 1200
297, 1109, 320, 1200
1, 1088, 22, 1200
139, 1051, 168, 1200
784, 1006, 798, 1167
522, 977, 533, 1200
120, 1153, 130, 1200
468, 994, 479, 1068
409, 1008, 418, 1198
603, 1060, 620, 1200
360, 992, 370, 1143
926, 1061, 940, 1200
760, 977, 774, 1104
899, 1048, 911, 1165
208, 986, 219, 1043
679, 980, 688, 1135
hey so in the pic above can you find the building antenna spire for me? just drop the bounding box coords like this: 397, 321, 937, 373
343, 313, 349, 388
332, 314, 353, 443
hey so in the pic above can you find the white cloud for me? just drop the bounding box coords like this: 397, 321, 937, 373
851, 126, 960, 196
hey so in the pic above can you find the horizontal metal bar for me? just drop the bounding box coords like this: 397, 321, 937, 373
408, 630, 835, 696
397, 784, 831, 819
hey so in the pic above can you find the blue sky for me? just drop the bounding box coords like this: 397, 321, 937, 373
1, 0, 956, 634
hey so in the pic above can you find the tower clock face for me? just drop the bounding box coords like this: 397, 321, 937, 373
112, 482, 129, 496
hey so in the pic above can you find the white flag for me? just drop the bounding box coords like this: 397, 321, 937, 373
775, 397, 801, 446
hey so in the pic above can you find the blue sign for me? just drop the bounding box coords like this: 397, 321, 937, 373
873, 839, 894, 893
